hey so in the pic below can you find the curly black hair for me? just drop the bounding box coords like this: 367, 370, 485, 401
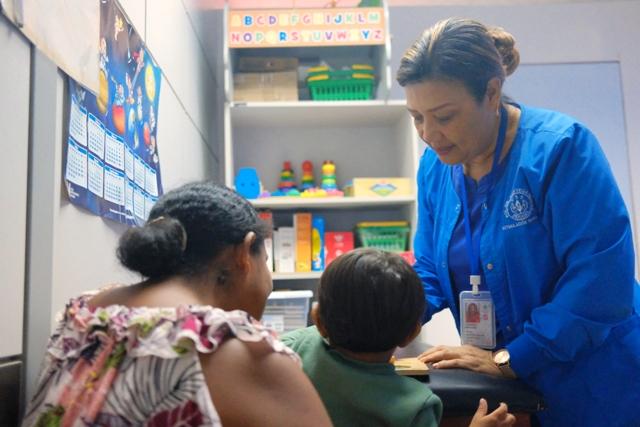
117, 182, 268, 280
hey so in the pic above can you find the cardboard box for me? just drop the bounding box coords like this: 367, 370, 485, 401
238, 57, 299, 72
344, 177, 413, 197
233, 71, 298, 102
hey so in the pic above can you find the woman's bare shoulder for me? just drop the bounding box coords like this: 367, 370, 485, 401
86, 284, 132, 308
199, 338, 331, 427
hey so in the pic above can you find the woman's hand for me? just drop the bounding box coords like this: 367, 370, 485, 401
418, 344, 502, 376
470, 399, 516, 427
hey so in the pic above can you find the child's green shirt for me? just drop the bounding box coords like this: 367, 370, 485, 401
282, 326, 443, 427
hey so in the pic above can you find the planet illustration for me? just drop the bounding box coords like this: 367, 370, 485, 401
97, 70, 108, 115
143, 122, 151, 146
112, 105, 125, 135
145, 64, 156, 101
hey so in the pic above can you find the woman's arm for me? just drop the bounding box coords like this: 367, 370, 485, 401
200, 337, 332, 427
414, 151, 449, 323
505, 124, 637, 378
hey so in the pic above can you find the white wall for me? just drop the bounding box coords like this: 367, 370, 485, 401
0, 14, 30, 359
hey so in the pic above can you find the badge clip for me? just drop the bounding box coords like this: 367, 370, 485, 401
470, 275, 481, 295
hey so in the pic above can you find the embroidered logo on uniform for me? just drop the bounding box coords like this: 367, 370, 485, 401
503, 188, 535, 222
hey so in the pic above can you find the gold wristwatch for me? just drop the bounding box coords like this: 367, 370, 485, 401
493, 349, 517, 379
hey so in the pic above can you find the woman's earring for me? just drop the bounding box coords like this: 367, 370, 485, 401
217, 270, 229, 285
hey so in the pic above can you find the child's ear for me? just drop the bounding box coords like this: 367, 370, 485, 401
310, 302, 329, 338
398, 322, 422, 348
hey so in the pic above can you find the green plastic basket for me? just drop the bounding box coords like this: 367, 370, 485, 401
355, 222, 410, 253
307, 69, 375, 101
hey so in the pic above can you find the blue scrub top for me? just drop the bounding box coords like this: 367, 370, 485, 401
449, 162, 509, 347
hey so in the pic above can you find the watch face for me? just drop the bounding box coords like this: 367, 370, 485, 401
494, 350, 509, 364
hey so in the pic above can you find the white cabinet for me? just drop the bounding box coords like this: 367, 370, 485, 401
222, 4, 420, 288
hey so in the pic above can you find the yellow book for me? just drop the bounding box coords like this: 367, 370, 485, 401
294, 213, 312, 272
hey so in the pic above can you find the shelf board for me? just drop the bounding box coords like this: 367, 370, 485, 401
271, 272, 322, 280
230, 100, 410, 128
251, 195, 415, 210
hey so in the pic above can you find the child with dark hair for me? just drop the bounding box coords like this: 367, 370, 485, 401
282, 248, 515, 427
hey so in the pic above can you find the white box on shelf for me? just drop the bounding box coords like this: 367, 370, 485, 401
262, 290, 313, 334
264, 236, 274, 272
274, 227, 295, 273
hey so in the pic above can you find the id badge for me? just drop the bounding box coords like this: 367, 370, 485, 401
459, 291, 496, 349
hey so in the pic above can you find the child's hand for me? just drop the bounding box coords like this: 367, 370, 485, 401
469, 398, 516, 427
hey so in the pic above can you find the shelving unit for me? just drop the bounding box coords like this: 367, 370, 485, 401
272, 272, 323, 281
223, 2, 421, 294
252, 195, 415, 210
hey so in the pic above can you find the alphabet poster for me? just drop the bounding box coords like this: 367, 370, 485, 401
228, 7, 386, 48
64, 0, 162, 226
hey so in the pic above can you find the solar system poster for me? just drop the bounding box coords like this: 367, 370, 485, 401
64, 0, 162, 226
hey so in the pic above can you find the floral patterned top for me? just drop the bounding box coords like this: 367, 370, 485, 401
22, 289, 299, 427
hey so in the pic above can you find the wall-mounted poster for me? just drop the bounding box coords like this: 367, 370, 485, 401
64, 0, 162, 226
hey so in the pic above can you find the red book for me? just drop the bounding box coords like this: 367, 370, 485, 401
398, 251, 415, 266
324, 232, 354, 266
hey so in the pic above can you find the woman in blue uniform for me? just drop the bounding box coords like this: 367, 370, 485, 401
397, 18, 640, 426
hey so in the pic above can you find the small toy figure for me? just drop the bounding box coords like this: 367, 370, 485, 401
300, 160, 315, 190
99, 37, 109, 72
149, 105, 156, 132
112, 83, 126, 135
136, 86, 143, 121
278, 161, 297, 192
114, 14, 124, 41
125, 73, 135, 105
235, 168, 261, 199
321, 160, 337, 191
149, 135, 158, 164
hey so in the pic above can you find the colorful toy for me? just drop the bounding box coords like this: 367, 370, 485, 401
300, 160, 315, 190
311, 216, 325, 271
235, 167, 261, 199
278, 161, 297, 192
321, 161, 338, 191
300, 188, 328, 198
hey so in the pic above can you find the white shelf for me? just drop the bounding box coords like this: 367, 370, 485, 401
271, 272, 322, 280
231, 100, 409, 128
251, 195, 415, 210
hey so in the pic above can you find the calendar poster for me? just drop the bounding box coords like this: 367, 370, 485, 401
63, 0, 162, 226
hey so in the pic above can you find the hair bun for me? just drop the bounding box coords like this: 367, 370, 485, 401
117, 216, 186, 279
489, 26, 520, 76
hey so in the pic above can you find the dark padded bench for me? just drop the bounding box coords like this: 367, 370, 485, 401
416, 368, 544, 427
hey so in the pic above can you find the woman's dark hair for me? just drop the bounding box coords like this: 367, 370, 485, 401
117, 182, 268, 280
396, 18, 520, 102
318, 248, 425, 353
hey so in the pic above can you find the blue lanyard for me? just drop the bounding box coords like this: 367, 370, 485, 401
459, 105, 508, 278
